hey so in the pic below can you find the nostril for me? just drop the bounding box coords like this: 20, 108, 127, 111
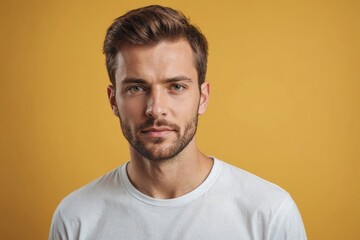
145, 103, 167, 118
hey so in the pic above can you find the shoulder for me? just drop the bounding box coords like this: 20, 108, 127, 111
217, 159, 289, 198
213, 159, 306, 239
49, 164, 130, 239
53, 164, 126, 220
214, 159, 292, 214
214, 160, 306, 240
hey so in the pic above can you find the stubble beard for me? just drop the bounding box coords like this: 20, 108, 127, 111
120, 116, 198, 161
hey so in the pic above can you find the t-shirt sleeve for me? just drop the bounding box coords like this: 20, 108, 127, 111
268, 195, 307, 240
49, 207, 69, 240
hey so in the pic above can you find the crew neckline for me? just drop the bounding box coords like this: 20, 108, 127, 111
119, 158, 222, 207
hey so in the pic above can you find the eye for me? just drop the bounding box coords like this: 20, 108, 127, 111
170, 84, 185, 92
127, 85, 145, 94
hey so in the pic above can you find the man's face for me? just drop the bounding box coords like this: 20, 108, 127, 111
108, 39, 209, 161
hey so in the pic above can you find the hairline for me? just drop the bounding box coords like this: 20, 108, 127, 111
112, 37, 201, 87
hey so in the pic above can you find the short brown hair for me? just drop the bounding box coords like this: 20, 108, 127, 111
103, 5, 208, 86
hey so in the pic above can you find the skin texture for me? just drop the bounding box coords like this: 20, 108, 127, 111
107, 39, 212, 199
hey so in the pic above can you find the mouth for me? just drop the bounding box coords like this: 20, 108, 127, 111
141, 126, 174, 138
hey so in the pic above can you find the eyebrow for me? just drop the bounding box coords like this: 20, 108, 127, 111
121, 75, 193, 85
121, 78, 147, 85
163, 75, 193, 83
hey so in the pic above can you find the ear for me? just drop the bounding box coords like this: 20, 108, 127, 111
107, 85, 120, 117
198, 81, 210, 115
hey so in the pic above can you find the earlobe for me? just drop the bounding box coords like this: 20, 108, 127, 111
198, 81, 210, 115
107, 85, 120, 117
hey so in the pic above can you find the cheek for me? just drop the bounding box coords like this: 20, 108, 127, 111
171, 100, 199, 122
179, 94, 200, 113
118, 100, 146, 121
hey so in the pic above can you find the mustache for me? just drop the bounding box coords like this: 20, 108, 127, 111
139, 118, 180, 132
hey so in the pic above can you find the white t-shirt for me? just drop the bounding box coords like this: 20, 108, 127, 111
49, 158, 307, 240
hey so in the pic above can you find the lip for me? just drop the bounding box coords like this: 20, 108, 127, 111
141, 127, 174, 137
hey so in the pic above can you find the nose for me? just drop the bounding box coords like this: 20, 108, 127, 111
145, 87, 167, 118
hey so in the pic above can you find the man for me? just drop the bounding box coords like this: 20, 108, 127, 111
50, 5, 306, 240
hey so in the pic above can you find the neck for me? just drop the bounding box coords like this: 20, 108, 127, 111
126, 139, 213, 199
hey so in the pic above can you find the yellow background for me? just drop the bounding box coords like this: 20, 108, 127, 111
1, 0, 359, 239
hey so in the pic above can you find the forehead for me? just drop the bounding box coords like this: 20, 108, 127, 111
114, 39, 197, 83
